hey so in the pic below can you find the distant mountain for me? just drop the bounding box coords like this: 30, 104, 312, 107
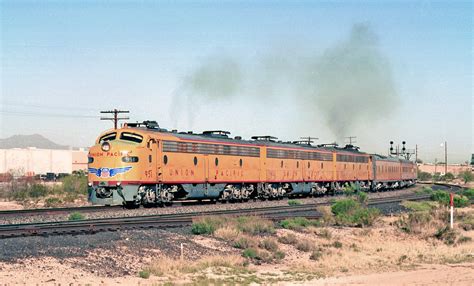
0, 134, 69, 150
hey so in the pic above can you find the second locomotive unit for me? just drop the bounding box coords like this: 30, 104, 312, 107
88, 121, 416, 206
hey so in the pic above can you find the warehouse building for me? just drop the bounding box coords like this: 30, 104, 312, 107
0, 147, 88, 176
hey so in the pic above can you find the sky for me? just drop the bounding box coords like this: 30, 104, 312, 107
0, 0, 472, 164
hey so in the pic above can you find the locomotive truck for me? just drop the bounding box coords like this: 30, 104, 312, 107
87, 121, 416, 207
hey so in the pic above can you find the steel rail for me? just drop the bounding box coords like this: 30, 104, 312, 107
0, 192, 434, 239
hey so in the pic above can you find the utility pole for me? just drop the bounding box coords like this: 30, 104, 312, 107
445, 141, 448, 175
100, 109, 130, 129
415, 144, 418, 173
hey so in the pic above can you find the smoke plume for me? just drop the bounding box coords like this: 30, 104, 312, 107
304, 24, 397, 140
171, 24, 398, 140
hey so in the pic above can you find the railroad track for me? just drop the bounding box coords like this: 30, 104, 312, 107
0, 183, 462, 219
0, 192, 432, 239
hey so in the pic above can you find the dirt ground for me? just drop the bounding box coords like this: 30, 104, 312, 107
0, 258, 472, 285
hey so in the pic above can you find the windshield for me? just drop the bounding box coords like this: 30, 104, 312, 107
99, 132, 117, 143
120, 132, 143, 143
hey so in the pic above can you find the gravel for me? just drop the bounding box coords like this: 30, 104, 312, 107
0, 186, 425, 225
0, 227, 222, 277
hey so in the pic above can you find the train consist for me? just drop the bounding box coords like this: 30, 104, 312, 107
87, 121, 416, 206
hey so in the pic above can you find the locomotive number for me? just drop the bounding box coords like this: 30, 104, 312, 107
144, 170, 153, 178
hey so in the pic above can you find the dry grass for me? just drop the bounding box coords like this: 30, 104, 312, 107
146, 255, 246, 277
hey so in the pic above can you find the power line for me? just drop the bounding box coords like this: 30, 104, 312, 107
0, 110, 100, 118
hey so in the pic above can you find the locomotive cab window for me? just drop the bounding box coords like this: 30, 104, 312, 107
99, 132, 116, 143
120, 132, 143, 143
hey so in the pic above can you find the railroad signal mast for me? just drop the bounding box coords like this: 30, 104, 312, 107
100, 109, 130, 130
389, 141, 415, 160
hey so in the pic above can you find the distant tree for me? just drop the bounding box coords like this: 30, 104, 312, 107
443, 172, 455, 181
417, 171, 432, 181
432, 173, 442, 182
458, 170, 473, 184
416, 158, 423, 164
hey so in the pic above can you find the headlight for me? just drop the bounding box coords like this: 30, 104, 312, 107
88, 182, 93, 187
101, 142, 111, 152
116, 182, 121, 186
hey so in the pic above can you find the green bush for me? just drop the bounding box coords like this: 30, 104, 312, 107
279, 217, 320, 231
62, 174, 88, 194
28, 184, 49, 198
431, 191, 470, 208
288, 199, 302, 206
242, 248, 258, 259
458, 170, 473, 184
401, 201, 436, 212
462, 189, 474, 200
68, 212, 85, 221
138, 270, 150, 279
331, 198, 380, 227
191, 216, 226, 235
396, 211, 432, 234
356, 191, 368, 205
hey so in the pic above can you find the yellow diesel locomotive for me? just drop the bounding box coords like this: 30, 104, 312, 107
87, 121, 416, 206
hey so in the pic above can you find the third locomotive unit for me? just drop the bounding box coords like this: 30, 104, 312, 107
88, 121, 416, 206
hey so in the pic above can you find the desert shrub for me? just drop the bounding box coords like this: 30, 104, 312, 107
459, 214, 474, 231
242, 248, 258, 259
279, 217, 320, 231
288, 199, 302, 206
396, 211, 433, 234
331, 198, 380, 227
233, 236, 255, 249
309, 249, 323, 261
434, 226, 458, 245
138, 270, 150, 279
236, 216, 275, 235
343, 183, 359, 196
317, 206, 335, 226
401, 201, 437, 212
259, 238, 279, 252
44, 197, 62, 207
68, 212, 85, 221
274, 251, 285, 260
295, 240, 312, 252
214, 226, 240, 241
191, 216, 226, 235
277, 233, 298, 245
457, 236, 472, 244
332, 241, 343, 248
317, 229, 332, 239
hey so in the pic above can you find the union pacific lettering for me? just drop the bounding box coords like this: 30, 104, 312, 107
89, 152, 120, 157
169, 168, 195, 176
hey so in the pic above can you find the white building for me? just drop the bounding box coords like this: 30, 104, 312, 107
0, 148, 88, 175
